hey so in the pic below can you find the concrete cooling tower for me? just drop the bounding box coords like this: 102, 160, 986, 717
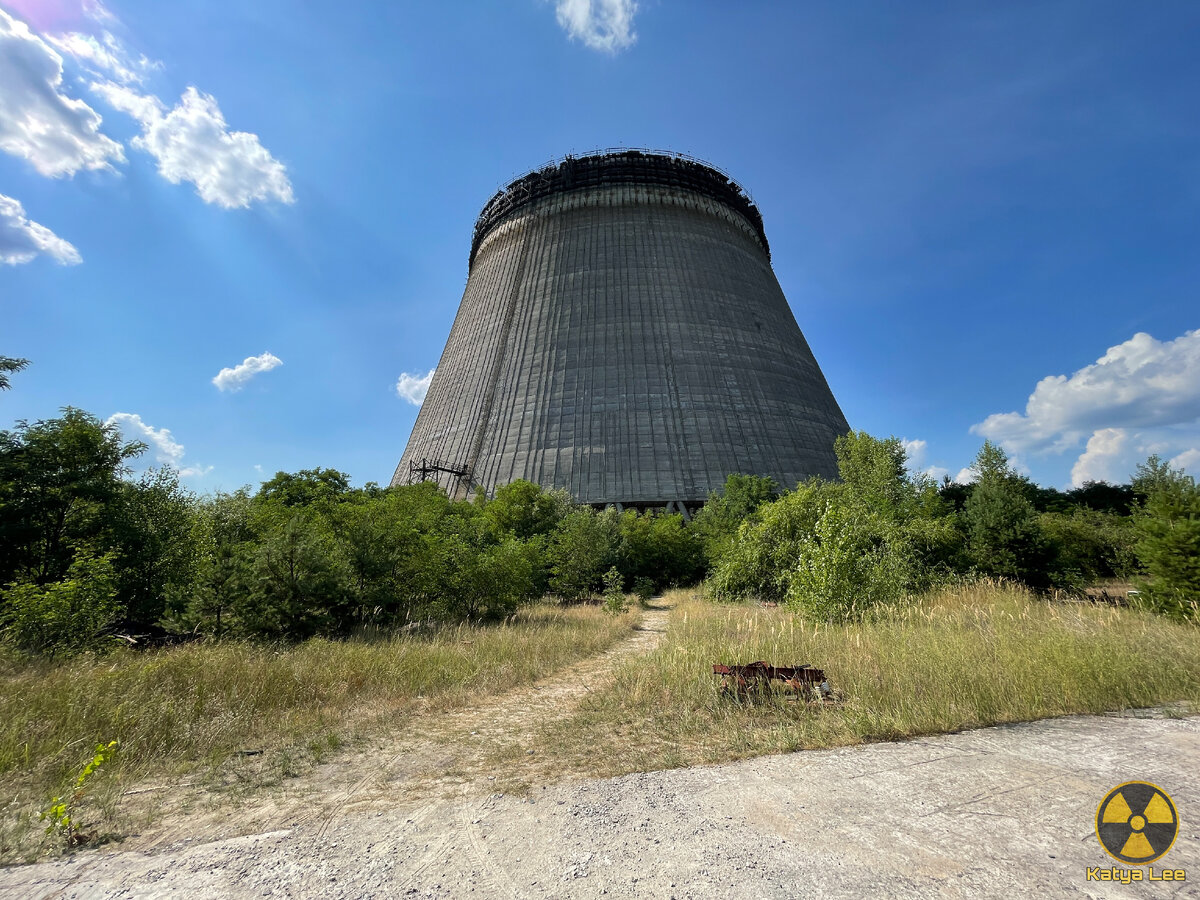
392, 149, 849, 511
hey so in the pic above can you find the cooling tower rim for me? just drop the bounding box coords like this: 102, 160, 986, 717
469, 148, 769, 268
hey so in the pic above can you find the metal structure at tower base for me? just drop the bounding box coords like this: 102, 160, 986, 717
392, 149, 849, 507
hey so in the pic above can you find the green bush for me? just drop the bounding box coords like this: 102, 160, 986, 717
616, 510, 704, 591
1132, 457, 1200, 621
691, 473, 779, 567
601, 567, 628, 615
708, 478, 842, 603
1, 553, 122, 656
709, 433, 953, 619
633, 576, 655, 605
1040, 508, 1138, 588
547, 507, 619, 600
786, 502, 911, 620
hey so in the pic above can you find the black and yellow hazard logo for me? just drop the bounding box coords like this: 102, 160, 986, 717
1095, 782, 1179, 865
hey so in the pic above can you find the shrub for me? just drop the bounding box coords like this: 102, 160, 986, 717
786, 502, 911, 620
691, 474, 780, 567
601, 567, 628, 615
1132, 456, 1200, 621
616, 510, 705, 591
1040, 508, 1138, 588
547, 508, 619, 600
633, 577, 655, 605
1, 553, 122, 656
708, 479, 842, 603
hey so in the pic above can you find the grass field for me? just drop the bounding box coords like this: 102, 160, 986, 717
0, 602, 634, 862
4, 582, 1198, 863
530, 582, 1200, 778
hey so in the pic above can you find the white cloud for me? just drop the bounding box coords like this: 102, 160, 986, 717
1169, 448, 1200, 475
901, 437, 951, 482
0, 193, 81, 265
1069, 427, 1129, 487
974, 330, 1200, 452
212, 352, 283, 392
106, 412, 211, 477
972, 329, 1200, 487
92, 82, 294, 208
45, 30, 158, 84
954, 467, 976, 485
83, 1, 118, 25
554, 0, 637, 53
396, 369, 435, 406
901, 438, 926, 467
0, 9, 125, 177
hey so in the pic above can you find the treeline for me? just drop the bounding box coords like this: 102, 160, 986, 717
0, 410, 704, 654
0, 410, 1196, 655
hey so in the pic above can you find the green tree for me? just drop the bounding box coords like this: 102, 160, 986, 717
0, 409, 144, 587
708, 477, 844, 603
787, 501, 912, 620
1040, 508, 1138, 587
0, 356, 29, 391
710, 432, 961, 616
962, 441, 1051, 587
1132, 456, 1200, 621
483, 480, 570, 540
182, 490, 256, 637
835, 431, 908, 516
691, 473, 778, 567
109, 468, 198, 630
1065, 481, 1136, 516
616, 510, 704, 591
547, 507, 619, 600
256, 468, 351, 508
247, 508, 348, 639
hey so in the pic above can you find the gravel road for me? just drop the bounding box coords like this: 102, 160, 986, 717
3, 711, 1196, 899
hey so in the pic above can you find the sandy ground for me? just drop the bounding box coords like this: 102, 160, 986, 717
2, 606, 1197, 899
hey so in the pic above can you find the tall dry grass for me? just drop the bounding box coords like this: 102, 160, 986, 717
538, 582, 1200, 777
0, 601, 633, 861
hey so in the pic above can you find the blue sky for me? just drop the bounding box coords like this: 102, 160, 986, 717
2, 0, 1198, 493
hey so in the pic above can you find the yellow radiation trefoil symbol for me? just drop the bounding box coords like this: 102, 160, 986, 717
1095, 782, 1179, 865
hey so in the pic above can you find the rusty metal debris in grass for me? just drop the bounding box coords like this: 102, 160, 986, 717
712, 662, 837, 702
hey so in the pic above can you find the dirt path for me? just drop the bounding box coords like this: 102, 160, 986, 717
117, 603, 672, 856
4, 712, 1196, 899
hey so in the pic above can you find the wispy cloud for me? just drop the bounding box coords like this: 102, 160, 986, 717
4, 4, 290, 211
106, 412, 211, 477
396, 369, 435, 406
972, 329, 1200, 485
92, 82, 294, 209
213, 352, 283, 392
1, 0, 114, 37
0, 9, 125, 177
554, 0, 637, 54
0, 193, 81, 265
45, 29, 158, 84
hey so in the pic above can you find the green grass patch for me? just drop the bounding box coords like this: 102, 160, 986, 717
538, 583, 1200, 777
0, 601, 632, 862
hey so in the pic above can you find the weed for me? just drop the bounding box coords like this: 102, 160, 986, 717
40, 740, 119, 847
602, 568, 628, 615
